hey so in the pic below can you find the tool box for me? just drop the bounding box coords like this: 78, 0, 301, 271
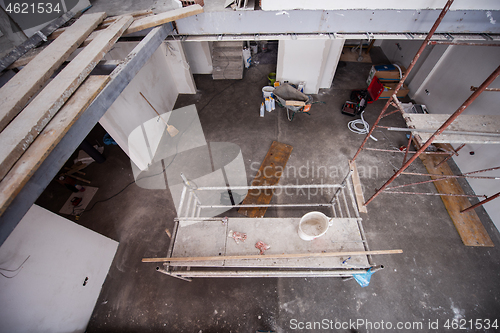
342, 76, 384, 116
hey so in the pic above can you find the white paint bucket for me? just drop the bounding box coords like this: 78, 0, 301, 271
262, 86, 275, 99
298, 211, 333, 241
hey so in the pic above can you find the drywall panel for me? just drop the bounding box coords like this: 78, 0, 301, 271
0, 205, 118, 333
261, 0, 500, 10
319, 39, 345, 89
277, 39, 331, 94
407, 45, 500, 230
183, 41, 213, 74
164, 40, 196, 93
100, 42, 178, 170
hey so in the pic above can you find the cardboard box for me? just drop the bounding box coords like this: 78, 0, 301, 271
366, 64, 406, 85
378, 83, 409, 99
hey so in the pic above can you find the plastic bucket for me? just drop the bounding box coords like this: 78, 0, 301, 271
262, 86, 275, 98
268, 72, 276, 86
298, 211, 333, 241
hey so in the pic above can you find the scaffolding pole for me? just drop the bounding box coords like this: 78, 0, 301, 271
364, 65, 500, 206
351, 0, 455, 162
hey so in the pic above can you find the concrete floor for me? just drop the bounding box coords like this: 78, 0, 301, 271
37, 48, 500, 332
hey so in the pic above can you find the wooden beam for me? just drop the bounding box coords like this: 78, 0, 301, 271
0, 12, 106, 132
0, 76, 109, 216
49, 10, 154, 40
124, 5, 203, 34
142, 249, 404, 263
419, 145, 494, 247
0, 16, 133, 181
0, 24, 173, 245
349, 160, 368, 213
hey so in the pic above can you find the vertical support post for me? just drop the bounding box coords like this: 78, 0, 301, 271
351, 0, 455, 162
364, 65, 500, 206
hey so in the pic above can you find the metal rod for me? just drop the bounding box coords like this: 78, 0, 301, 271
177, 185, 187, 218
165, 269, 372, 278
461, 191, 500, 213
365, 65, 500, 206
429, 41, 500, 47
341, 188, 351, 218
351, 0, 455, 162
387, 127, 500, 138
435, 143, 465, 168
363, 147, 451, 155
402, 132, 413, 167
184, 191, 193, 218
346, 176, 361, 219
386, 178, 457, 190
198, 203, 335, 209
331, 201, 337, 218
470, 86, 500, 92
194, 184, 342, 191
401, 172, 500, 180
382, 191, 486, 198
462, 166, 500, 176
142, 250, 403, 263
381, 108, 403, 119
336, 193, 343, 218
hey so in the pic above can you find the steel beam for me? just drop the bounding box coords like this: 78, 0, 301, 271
0, 24, 174, 246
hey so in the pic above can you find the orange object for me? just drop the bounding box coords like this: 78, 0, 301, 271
302, 104, 311, 112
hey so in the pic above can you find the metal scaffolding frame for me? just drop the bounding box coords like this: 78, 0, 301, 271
152, 171, 388, 280
350, 0, 500, 212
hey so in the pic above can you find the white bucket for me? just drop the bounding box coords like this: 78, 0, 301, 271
262, 86, 274, 99
298, 212, 333, 241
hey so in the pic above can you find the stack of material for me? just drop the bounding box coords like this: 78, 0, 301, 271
0, 5, 204, 217
212, 41, 243, 80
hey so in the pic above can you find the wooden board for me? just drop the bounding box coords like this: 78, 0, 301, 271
419, 148, 494, 247
0, 12, 106, 132
0, 76, 109, 216
349, 160, 368, 213
403, 114, 500, 144
124, 5, 203, 35
49, 10, 154, 40
0, 16, 133, 181
78, 5, 203, 48
238, 141, 293, 218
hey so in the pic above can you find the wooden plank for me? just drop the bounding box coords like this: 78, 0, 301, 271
286, 100, 306, 107
142, 249, 403, 263
124, 5, 203, 34
349, 160, 368, 213
49, 10, 154, 40
238, 141, 293, 218
0, 12, 106, 133
0, 25, 173, 245
80, 6, 202, 47
0, 10, 76, 72
7, 45, 49, 69
0, 16, 133, 181
0, 75, 109, 216
419, 147, 494, 247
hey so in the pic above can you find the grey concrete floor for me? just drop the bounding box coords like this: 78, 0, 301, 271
37, 49, 500, 333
